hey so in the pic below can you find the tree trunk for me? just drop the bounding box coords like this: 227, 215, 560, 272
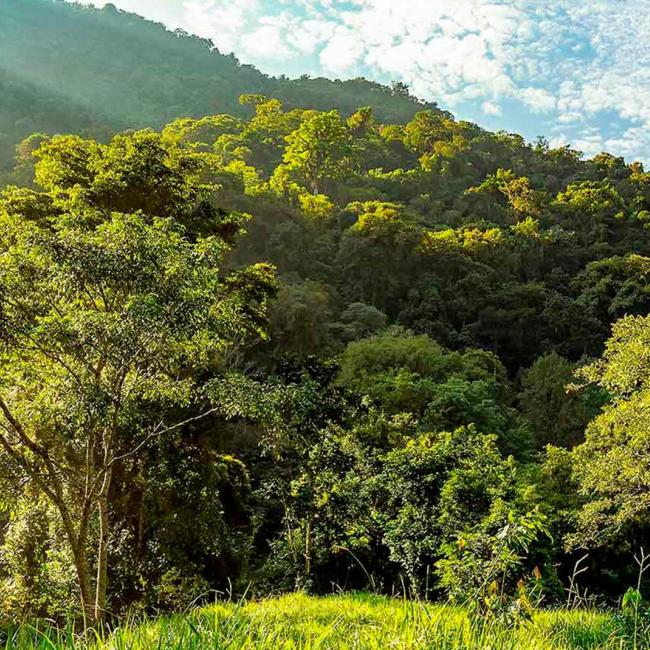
71, 543, 94, 624
54, 498, 95, 625
304, 518, 312, 584
94, 497, 109, 623
94, 479, 112, 624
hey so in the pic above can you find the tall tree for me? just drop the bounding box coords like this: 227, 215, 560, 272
571, 314, 650, 548
0, 131, 276, 623
272, 110, 356, 197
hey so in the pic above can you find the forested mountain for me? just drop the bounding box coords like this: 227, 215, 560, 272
2, 0, 650, 634
0, 0, 440, 172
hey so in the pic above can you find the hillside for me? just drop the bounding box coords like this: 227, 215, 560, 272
4, 0, 650, 634
0, 0, 441, 171
2, 91, 650, 622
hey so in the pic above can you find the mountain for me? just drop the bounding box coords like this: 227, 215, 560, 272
0, 0, 444, 171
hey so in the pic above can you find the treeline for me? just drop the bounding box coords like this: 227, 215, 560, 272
2, 93, 650, 624
0, 0, 439, 174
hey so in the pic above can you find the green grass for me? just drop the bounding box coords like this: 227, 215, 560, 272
0, 592, 638, 649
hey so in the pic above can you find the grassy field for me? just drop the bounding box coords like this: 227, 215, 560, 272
1, 592, 641, 649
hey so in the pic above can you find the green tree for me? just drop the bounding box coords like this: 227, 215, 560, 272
338, 202, 420, 310
466, 169, 547, 224
519, 353, 603, 449
553, 180, 625, 248
336, 330, 528, 455
272, 110, 356, 196
0, 131, 276, 623
570, 315, 650, 549
379, 426, 516, 595
573, 254, 650, 327
269, 280, 337, 357
437, 507, 548, 619
337, 302, 388, 341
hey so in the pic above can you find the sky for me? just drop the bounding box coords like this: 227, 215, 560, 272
77, 0, 650, 163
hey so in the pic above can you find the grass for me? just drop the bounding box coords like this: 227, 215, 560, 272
0, 592, 640, 649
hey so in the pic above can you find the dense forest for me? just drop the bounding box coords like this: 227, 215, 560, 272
2, 0, 650, 638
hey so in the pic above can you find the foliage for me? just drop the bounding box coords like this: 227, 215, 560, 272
571, 315, 650, 549
336, 331, 529, 456
271, 111, 356, 197
438, 508, 549, 624
3, 1, 650, 623
519, 353, 604, 449
379, 427, 518, 595
0, 129, 276, 622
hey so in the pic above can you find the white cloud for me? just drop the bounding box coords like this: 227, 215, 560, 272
519, 87, 556, 114
286, 19, 335, 54
319, 26, 365, 73
482, 101, 502, 116
181, 0, 260, 53
241, 15, 295, 60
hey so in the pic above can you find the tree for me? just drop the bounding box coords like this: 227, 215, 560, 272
0, 131, 276, 623
269, 280, 336, 357
573, 254, 650, 327
553, 180, 625, 248
401, 110, 446, 154
338, 202, 420, 311
379, 426, 516, 595
161, 115, 244, 154
519, 353, 603, 450
337, 302, 387, 341
437, 507, 548, 619
571, 314, 650, 548
250, 358, 361, 592
336, 330, 528, 455
238, 97, 306, 173
390, 81, 411, 98
271, 110, 356, 196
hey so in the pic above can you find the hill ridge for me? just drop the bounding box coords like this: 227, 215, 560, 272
0, 0, 444, 171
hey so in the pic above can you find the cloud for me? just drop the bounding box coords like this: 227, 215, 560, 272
286, 19, 336, 55
319, 25, 365, 73
241, 14, 296, 60
308, 0, 650, 162
482, 101, 502, 116
181, 0, 260, 53
519, 88, 556, 114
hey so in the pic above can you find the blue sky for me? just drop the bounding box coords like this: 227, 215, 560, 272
78, 0, 650, 163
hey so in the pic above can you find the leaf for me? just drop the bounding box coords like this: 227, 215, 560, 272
622, 587, 642, 611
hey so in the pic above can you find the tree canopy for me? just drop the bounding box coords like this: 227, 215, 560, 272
2, 1, 650, 624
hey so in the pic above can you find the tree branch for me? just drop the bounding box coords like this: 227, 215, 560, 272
109, 406, 221, 467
